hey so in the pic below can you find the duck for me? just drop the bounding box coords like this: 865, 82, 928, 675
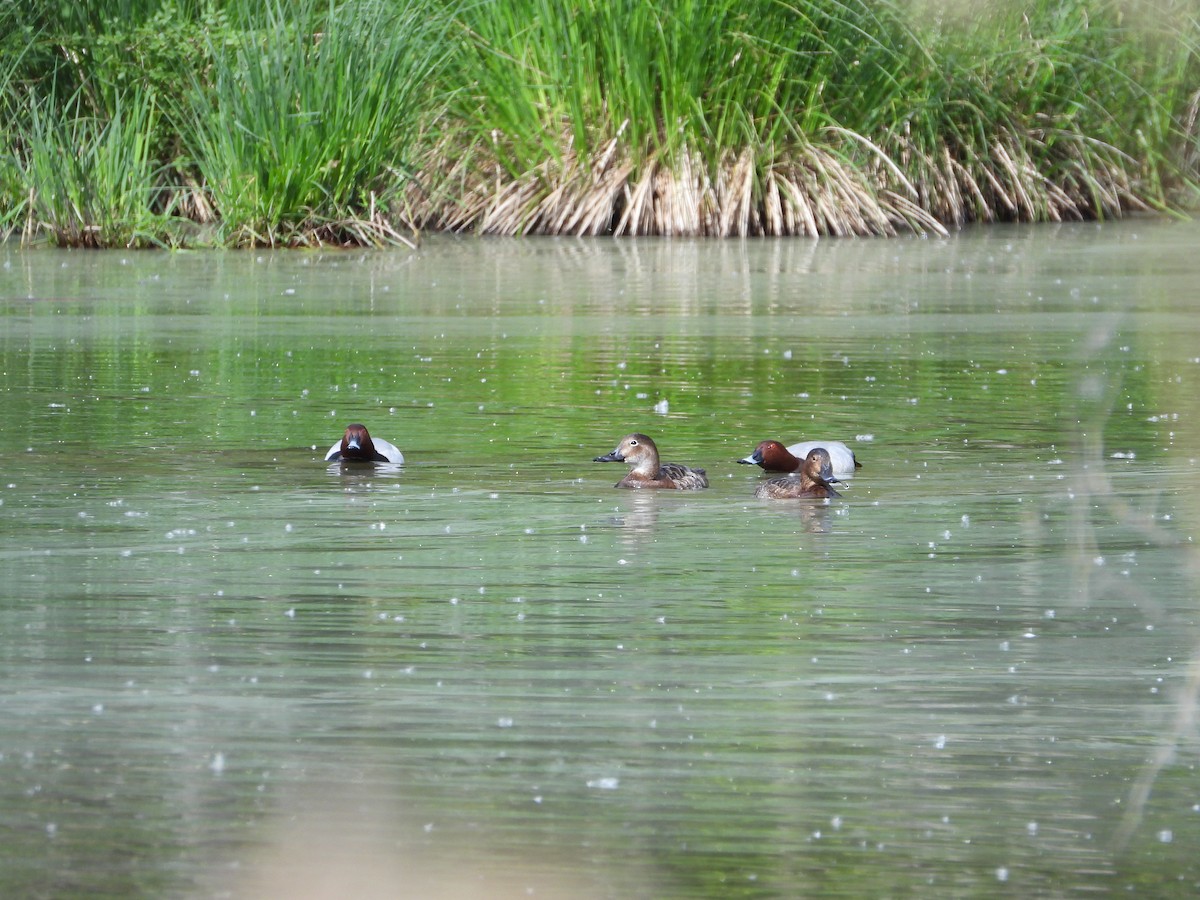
754, 448, 843, 500
737, 439, 859, 476
324, 423, 404, 464
593, 433, 709, 490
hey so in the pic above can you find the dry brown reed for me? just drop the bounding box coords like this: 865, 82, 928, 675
407, 126, 1152, 239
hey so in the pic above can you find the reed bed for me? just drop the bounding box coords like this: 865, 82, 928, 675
1, 0, 1197, 246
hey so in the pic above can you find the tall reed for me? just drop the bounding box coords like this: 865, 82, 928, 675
1, 0, 1197, 244
413, 0, 1200, 236
18, 87, 180, 247
180, 0, 451, 247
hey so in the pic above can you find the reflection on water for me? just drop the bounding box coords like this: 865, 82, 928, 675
1, 222, 1199, 897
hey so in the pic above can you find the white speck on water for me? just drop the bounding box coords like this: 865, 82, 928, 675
92, 703, 103, 714
285, 608, 296, 618
1027, 821, 1038, 836
284, 523, 293, 533
449, 597, 459, 605
653, 399, 670, 415
210, 753, 225, 774
1158, 829, 1173, 843
782, 350, 792, 360
995, 867, 1008, 883
587, 777, 620, 790
46, 823, 57, 837
497, 717, 514, 728
1044, 609, 1055, 618
934, 735, 946, 749
618, 558, 628, 566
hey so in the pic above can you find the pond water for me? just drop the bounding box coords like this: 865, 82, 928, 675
1, 222, 1199, 897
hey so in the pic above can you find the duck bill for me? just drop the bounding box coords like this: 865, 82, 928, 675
736, 451, 764, 466
594, 450, 624, 463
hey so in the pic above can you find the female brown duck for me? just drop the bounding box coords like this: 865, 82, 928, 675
754, 447, 842, 500
594, 433, 708, 490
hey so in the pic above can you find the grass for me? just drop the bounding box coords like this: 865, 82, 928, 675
0, 0, 1197, 245
17, 86, 181, 247
179, 0, 452, 247
421, 0, 1200, 236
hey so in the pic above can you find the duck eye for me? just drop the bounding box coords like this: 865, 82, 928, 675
628, 439, 638, 446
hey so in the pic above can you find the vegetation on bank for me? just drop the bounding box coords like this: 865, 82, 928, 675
1, 0, 1198, 246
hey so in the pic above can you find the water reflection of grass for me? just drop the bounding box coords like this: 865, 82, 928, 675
1062, 317, 1200, 856
2, 0, 1198, 246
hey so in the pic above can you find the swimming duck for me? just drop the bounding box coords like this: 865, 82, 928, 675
737, 439, 859, 476
324, 423, 404, 464
594, 433, 709, 490
754, 448, 843, 500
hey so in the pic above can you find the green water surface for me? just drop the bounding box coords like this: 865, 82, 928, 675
1, 224, 1198, 897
